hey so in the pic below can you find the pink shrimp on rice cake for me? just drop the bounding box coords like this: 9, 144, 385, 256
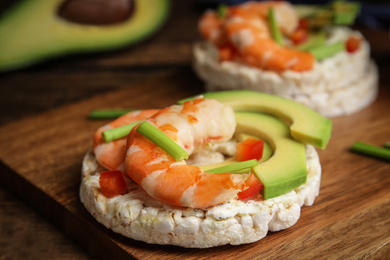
193, 0, 378, 117
80, 96, 324, 248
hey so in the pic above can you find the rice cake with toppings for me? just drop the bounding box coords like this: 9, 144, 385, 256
193, 27, 378, 118
80, 145, 321, 248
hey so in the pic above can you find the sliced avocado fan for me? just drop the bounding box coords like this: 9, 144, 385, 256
183, 90, 332, 150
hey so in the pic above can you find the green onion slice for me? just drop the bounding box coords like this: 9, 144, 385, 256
308, 42, 345, 61
268, 7, 284, 46
350, 141, 390, 161
205, 159, 258, 174
102, 121, 140, 143
136, 121, 189, 161
89, 109, 134, 119
303, 1, 360, 27
333, 1, 360, 25
384, 142, 390, 149
217, 4, 228, 18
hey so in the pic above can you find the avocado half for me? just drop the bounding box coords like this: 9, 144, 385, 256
0, 0, 170, 72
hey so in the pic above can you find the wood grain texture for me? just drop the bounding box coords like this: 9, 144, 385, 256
0, 72, 389, 259
0, 1, 203, 257
1, 0, 390, 258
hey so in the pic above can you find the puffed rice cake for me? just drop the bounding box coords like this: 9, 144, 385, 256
193, 27, 378, 118
80, 145, 321, 248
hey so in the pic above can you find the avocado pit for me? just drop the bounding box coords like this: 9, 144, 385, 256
58, 0, 134, 25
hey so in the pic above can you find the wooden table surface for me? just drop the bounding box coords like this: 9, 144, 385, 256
0, 1, 389, 259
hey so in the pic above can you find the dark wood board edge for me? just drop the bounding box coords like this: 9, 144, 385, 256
0, 162, 134, 260
0, 70, 206, 259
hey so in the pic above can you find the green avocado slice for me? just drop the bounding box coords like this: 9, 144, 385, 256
197, 90, 332, 149
196, 111, 307, 200
0, 0, 170, 71
235, 112, 307, 199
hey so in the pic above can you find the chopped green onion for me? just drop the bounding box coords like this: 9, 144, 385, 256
205, 159, 258, 174
350, 141, 390, 161
302, 1, 360, 28
333, 1, 360, 25
102, 121, 140, 143
304, 1, 333, 19
268, 7, 284, 46
197, 158, 235, 172
137, 121, 189, 161
89, 109, 134, 119
333, 11, 358, 25
308, 42, 345, 61
217, 4, 228, 18
384, 142, 390, 149
295, 31, 326, 51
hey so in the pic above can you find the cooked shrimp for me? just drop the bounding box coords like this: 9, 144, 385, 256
198, 10, 227, 46
198, 1, 314, 71
125, 98, 250, 208
226, 15, 314, 71
230, 1, 298, 35
93, 109, 159, 172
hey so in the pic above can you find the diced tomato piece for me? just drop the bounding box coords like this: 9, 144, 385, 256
218, 45, 235, 62
290, 28, 308, 45
346, 36, 361, 53
298, 18, 310, 30
237, 173, 263, 200
236, 138, 264, 162
99, 170, 127, 198
290, 18, 309, 45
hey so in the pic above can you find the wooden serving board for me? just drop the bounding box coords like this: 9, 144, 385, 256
0, 75, 389, 259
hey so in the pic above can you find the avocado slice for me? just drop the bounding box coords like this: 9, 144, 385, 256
0, 0, 170, 72
196, 112, 307, 200
198, 90, 332, 149
235, 112, 307, 199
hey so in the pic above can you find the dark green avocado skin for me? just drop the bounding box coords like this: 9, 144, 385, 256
0, 0, 170, 72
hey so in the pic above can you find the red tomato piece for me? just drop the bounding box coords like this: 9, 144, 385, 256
99, 170, 127, 198
290, 28, 308, 45
218, 45, 235, 62
298, 18, 310, 30
237, 173, 263, 200
346, 36, 361, 53
236, 138, 264, 162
